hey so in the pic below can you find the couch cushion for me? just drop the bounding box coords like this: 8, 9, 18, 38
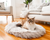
28, 15, 50, 22
29, 12, 40, 15
42, 5, 50, 12
29, 9, 42, 12
41, 12, 50, 15
0, 10, 10, 14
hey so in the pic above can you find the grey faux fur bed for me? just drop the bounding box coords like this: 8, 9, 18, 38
5, 22, 46, 39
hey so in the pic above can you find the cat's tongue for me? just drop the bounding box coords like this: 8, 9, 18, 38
29, 22, 31, 24
29, 22, 32, 25
29, 22, 30, 24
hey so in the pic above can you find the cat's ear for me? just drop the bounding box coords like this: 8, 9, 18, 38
32, 17, 35, 20
27, 17, 29, 19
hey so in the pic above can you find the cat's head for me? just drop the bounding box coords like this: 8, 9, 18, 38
27, 17, 35, 24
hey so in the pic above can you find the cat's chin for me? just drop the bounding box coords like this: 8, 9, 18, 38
28, 23, 33, 25
28, 22, 35, 25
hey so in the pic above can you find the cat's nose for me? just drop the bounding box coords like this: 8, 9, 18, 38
29, 19, 31, 21
29, 21, 30, 23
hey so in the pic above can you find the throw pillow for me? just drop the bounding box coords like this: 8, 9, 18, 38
37, 3, 49, 10
0, 2, 5, 10
47, 2, 50, 5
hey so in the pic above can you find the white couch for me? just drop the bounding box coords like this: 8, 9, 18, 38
28, 5, 50, 22
0, 6, 14, 22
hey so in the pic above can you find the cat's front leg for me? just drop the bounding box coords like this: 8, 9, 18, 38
23, 27, 28, 30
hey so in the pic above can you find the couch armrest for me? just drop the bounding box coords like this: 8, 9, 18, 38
41, 12, 50, 16
5, 6, 13, 14
5, 6, 10, 11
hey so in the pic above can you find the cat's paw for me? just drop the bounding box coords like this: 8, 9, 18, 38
23, 27, 28, 30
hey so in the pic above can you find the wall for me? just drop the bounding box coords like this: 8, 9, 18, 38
32, 0, 42, 5
11, 0, 25, 18
11, 0, 42, 18
11, 0, 16, 18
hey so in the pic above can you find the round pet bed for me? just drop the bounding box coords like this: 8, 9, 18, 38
5, 22, 46, 39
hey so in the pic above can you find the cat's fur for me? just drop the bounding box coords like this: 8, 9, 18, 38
16, 17, 36, 30
22, 17, 36, 30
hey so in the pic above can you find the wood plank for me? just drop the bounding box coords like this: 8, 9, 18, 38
0, 18, 50, 40
0, 36, 4, 40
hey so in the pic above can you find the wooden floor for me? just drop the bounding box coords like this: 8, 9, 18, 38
0, 19, 50, 40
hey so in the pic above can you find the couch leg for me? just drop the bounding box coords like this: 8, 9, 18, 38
12, 15, 14, 21
6, 16, 8, 23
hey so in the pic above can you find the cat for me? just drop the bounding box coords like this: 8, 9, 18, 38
5, 17, 46, 39
22, 17, 36, 31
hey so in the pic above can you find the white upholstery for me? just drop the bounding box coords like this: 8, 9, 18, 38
29, 9, 42, 12
0, 10, 10, 14
20, 5, 50, 22
41, 6, 50, 15
5, 22, 46, 39
28, 5, 50, 22
0, 6, 13, 15
41, 12, 50, 15
42, 6, 50, 12
0, 6, 14, 21
29, 12, 40, 15
28, 15, 50, 22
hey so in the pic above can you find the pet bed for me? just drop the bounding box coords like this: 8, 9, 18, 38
5, 22, 46, 39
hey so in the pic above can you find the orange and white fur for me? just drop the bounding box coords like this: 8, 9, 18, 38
22, 17, 36, 31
